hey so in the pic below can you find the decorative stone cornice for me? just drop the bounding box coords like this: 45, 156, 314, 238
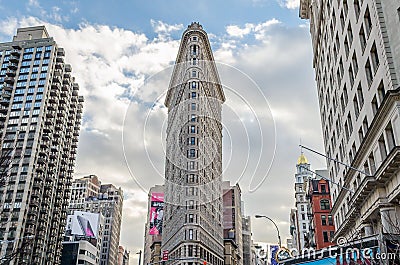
165, 23, 225, 108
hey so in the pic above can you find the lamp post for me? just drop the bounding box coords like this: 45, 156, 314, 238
137, 250, 142, 265
255, 215, 282, 247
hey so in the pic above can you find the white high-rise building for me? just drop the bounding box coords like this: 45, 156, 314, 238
0, 26, 83, 264
162, 22, 225, 265
300, 0, 400, 247
291, 154, 313, 251
68, 176, 123, 265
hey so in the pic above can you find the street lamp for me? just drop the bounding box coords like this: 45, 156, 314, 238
255, 215, 282, 247
137, 250, 142, 265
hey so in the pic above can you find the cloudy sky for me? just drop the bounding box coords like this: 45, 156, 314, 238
0, 0, 328, 263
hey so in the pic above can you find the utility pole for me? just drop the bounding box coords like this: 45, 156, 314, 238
137, 250, 142, 265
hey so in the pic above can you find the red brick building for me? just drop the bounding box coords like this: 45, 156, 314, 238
307, 178, 335, 249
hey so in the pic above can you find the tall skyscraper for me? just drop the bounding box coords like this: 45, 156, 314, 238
241, 216, 252, 265
222, 181, 243, 265
0, 26, 83, 264
162, 22, 225, 265
143, 185, 164, 265
290, 154, 313, 251
68, 176, 123, 265
300, 0, 400, 250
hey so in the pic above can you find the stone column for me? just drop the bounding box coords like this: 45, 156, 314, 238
380, 206, 397, 234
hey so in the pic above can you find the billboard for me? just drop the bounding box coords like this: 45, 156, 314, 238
149, 192, 164, 235
66, 211, 100, 239
270, 245, 279, 265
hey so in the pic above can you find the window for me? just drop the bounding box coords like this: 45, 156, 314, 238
190, 137, 196, 145
354, 0, 361, 20
353, 95, 360, 119
189, 229, 193, 240
323, 231, 329, 242
192, 58, 197, 65
365, 60, 373, 86
302, 213, 305, 220
370, 43, 379, 73
371, 96, 378, 115
377, 81, 385, 103
192, 70, 197, 78
352, 52, 358, 74
328, 215, 333, 225
191, 103, 196, 110
322, 215, 327, 225
359, 27, 366, 52
191, 81, 197, 89
364, 7, 372, 36
191, 92, 196, 99
301, 205, 304, 211
302, 223, 306, 230
191, 114, 196, 122
190, 125, 195, 133
321, 184, 326, 193
378, 135, 387, 161
189, 149, 196, 158
320, 199, 330, 210
357, 85, 364, 108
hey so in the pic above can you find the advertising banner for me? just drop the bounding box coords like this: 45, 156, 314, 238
149, 192, 164, 235
67, 211, 100, 239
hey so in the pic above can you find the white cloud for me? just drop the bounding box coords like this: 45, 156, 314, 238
226, 23, 254, 38
286, 0, 300, 9
279, 0, 300, 9
150, 19, 184, 41
0, 17, 324, 262
28, 0, 40, 7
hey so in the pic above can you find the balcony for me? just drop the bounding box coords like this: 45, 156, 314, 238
56, 57, 64, 63
9, 55, 19, 63
51, 82, 61, 91
64, 64, 72, 72
62, 84, 69, 91
2, 91, 12, 98
4, 76, 15, 84
25, 227, 35, 235
3, 84, 13, 91
53, 76, 62, 84
0, 98, 10, 105
10, 48, 20, 55
6, 69, 16, 77
55, 63, 63, 70
8, 62, 18, 70
54, 69, 62, 77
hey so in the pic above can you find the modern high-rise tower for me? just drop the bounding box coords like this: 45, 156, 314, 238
0, 26, 83, 264
162, 22, 225, 265
300, 0, 400, 250
290, 154, 313, 251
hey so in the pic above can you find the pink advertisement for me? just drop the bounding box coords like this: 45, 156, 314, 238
149, 192, 164, 235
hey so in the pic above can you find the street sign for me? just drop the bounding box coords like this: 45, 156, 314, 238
162, 250, 169, 261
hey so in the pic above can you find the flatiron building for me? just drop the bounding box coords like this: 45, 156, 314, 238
162, 22, 225, 265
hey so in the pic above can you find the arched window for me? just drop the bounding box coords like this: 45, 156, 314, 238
320, 199, 330, 210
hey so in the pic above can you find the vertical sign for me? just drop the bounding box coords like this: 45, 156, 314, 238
149, 192, 164, 235
162, 250, 169, 261
270, 245, 279, 265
